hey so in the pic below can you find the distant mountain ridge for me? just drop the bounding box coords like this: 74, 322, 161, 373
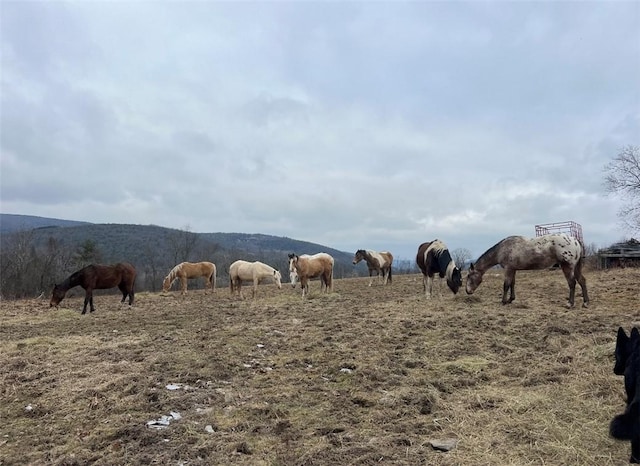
0, 213, 356, 277
0, 214, 90, 233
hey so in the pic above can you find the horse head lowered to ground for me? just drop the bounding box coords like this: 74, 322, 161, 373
50, 262, 136, 314
465, 233, 589, 308
162, 261, 216, 294
288, 252, 334, 297
352, 249, 393, 286
415, 240, 462, 298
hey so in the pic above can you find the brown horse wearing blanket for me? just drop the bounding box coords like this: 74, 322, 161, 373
229, 260, 282, 299
288, 253, 334, 297
50, 262, 136, 314
465, 233, 589, 308
352, 249, 393, 286
162, 261, 216, 294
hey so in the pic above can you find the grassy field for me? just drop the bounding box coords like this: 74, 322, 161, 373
1, 267, 638, 465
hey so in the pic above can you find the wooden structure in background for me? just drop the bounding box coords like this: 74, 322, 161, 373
597, 238, 640, 268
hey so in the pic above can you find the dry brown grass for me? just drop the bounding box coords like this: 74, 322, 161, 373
1, 268, 638, 465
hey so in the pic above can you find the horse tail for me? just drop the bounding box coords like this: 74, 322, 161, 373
330, 260, 334, 291
388, 265, 392, 283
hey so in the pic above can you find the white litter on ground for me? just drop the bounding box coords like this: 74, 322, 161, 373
146, 411, 182, 429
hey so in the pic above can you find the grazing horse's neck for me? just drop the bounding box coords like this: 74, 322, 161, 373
474, 247, 499, 273
436, 249, 452, 274
61, 273, 81, 291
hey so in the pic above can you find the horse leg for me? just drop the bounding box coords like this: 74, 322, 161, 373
181, 277, 187, 295
118, 283, 127, 304
368, 268, 374, 287
577, 274, 588, 308
561, 264, 577, 308
82, 290, 91, 314
426, 275, 433, 299
502, 270, 516, 304
574, 259, 589, 308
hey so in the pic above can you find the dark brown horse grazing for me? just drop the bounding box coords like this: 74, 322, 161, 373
465, 233, 588, 308
50, 263, 136, 314
416, 239, 462, 298
352, 249, 393, 286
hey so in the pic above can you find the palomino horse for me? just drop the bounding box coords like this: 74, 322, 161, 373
610, 327, 640, 463
229, 260, 282, 299
352, 249, 393, 286
162, 261, 216, 294
416, 240, 462, 298
465, 233, 589, 308
288, 253, 334, 297
50, 262, 136, 314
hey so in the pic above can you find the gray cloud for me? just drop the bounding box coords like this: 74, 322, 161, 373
1, 2, 638, 259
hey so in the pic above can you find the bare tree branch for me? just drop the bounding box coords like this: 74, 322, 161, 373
604, 145, 640, 233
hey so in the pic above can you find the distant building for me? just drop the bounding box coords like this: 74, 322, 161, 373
598, 238, 640, 268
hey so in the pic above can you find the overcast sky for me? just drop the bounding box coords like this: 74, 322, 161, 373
1, 1, 639, 259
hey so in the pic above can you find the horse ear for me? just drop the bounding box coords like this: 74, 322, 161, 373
618, 327, 628, 341
631, 327, 640, 341
469, 263, 475, 271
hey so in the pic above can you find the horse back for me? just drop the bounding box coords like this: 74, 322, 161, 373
299, 254, 333, 278
89, 263, 136, 289
380, 251, 393, 267
368, 250, 391, 269
499, 235, 582, 269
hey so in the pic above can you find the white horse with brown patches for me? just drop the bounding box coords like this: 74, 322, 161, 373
352, 249, 393, 286
162, 261, 216, 294
229, 260, 282, 299
288, 253, 334, 297
416, 240, 462, 298
465, 233, 589, 308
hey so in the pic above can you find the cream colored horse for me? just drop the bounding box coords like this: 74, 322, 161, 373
229, 260, 282, 299
162, 261, 216, 294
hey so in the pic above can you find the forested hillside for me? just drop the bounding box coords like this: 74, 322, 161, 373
0, 214, 418, 299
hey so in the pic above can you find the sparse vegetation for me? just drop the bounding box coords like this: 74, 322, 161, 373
1, 268, 637, 465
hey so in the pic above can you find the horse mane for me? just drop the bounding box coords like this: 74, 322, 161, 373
474, 237, 512, 269
61, 265, 93, 290
165, 263, 183, 283
57, 272, 77, 291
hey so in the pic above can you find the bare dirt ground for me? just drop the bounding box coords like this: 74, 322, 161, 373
1, 267, 638, 465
